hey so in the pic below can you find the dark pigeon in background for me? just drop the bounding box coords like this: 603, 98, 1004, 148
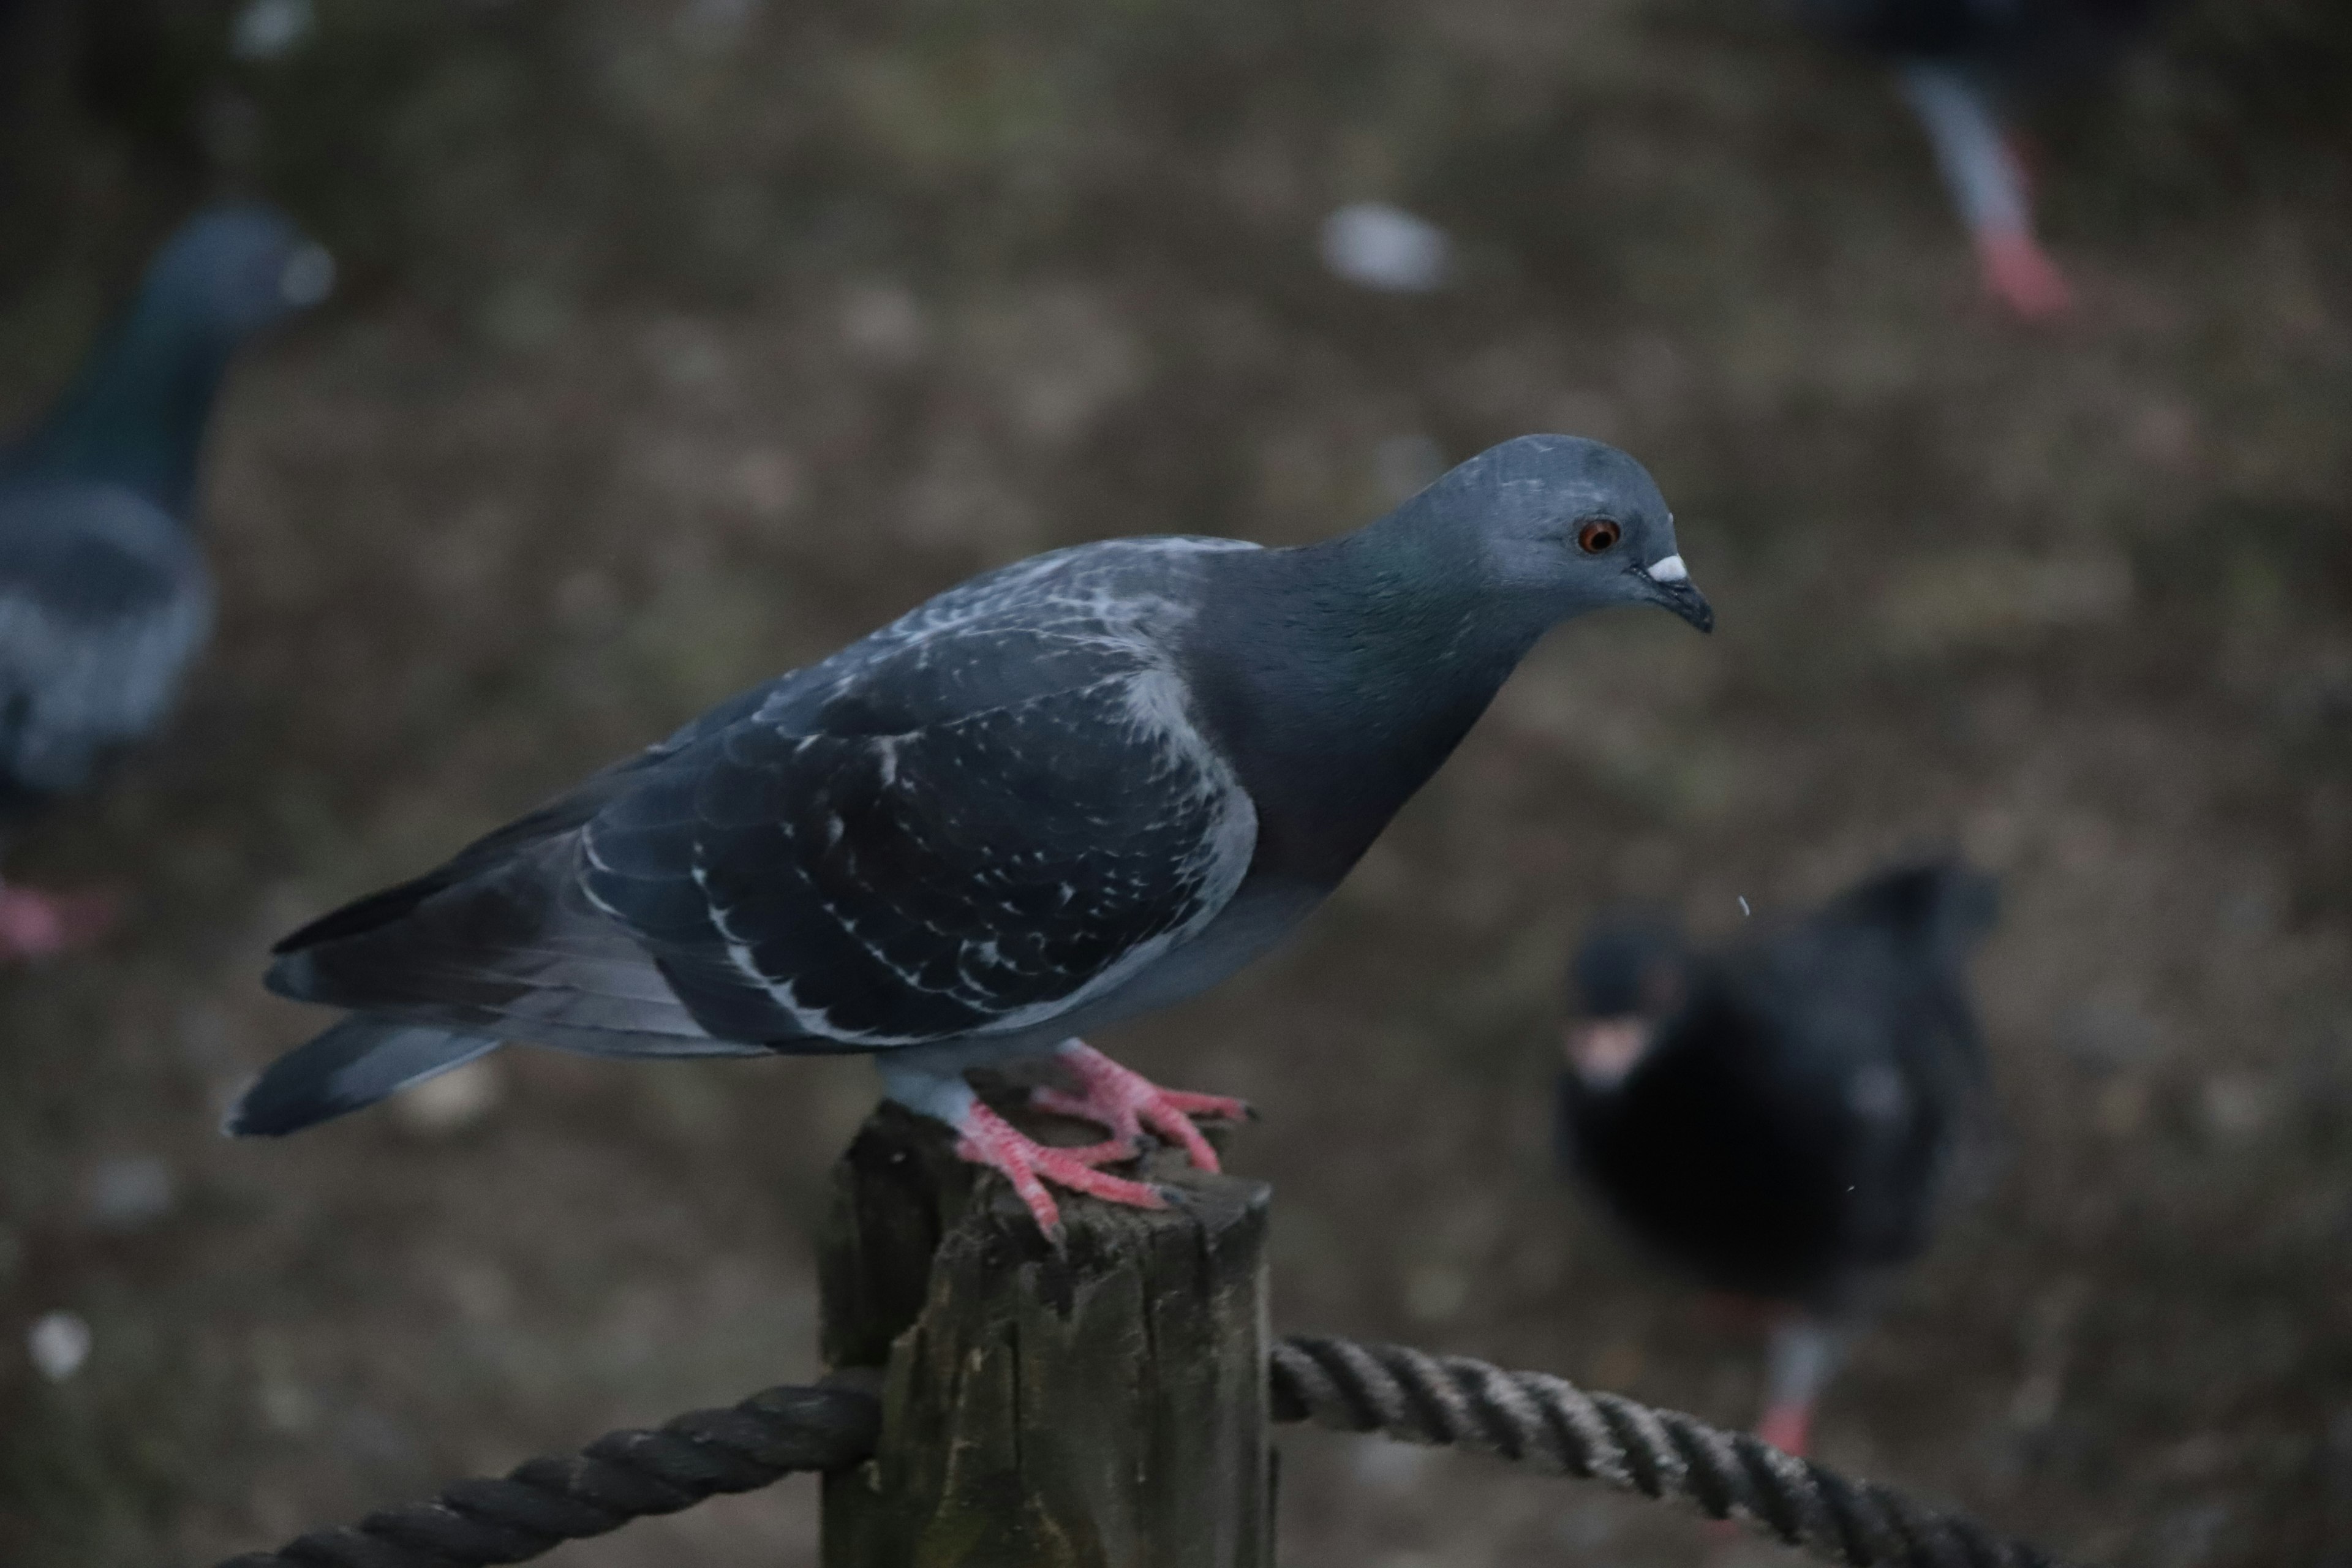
1556, 859, 1998, 1455
1797, 0, 2169, 320
230, 434, 1714, 1240
0, 202, 331, 957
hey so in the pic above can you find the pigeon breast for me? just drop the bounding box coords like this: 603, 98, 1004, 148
0, 480, 211, 801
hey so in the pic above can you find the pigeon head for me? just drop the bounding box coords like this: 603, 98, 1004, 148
145, 203, 334, 341
1561, 916, 1687, 1090
1418, 434, 1713, 634
1570, 916, 1687, 1020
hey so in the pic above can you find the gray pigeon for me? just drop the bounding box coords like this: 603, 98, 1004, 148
231, 434, 1713, 1238
0, 202, 330, 956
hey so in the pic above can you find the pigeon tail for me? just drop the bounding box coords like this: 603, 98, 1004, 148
225, 1015, 502, 1136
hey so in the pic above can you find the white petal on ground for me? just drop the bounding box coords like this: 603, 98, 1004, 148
230, 0, 315, 61
1319, 203, 1452, 293
388, 1057, 507, 1137
28, 1311, 92, 1382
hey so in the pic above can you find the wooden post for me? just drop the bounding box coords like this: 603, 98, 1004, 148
818, 1100, 1273, 1568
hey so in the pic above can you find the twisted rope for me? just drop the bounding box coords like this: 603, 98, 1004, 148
216, 1338, 2071, 1568
1271, 1337, 2064, 1568
214, 1381, 879, 1568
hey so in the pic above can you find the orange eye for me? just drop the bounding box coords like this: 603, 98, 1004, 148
1577, 518, 1622, 554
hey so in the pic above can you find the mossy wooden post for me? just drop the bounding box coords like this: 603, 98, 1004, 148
818, 1101, 1273, 1568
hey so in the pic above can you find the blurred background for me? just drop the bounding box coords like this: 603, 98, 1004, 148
1, 0, 2348, 1563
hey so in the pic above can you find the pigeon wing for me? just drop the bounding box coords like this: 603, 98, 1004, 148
270, 676, 778, 954
272, 557, 1257, 1057
582, 622, 1258, 1048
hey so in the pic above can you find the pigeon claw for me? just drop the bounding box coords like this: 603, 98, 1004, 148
1976, 228, 2073, 322
952, 1099, 1167, 1244
1035, 1041, 1251, 1175
1045, 1133, 1147, 1169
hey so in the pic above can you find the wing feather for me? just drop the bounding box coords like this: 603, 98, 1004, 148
274, 537, 1259, 1058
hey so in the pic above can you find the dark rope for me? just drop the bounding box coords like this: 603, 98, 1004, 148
214, 1338, 2073, 1568
1269, 1337, 2066, 1568
213, 1381, 880, 1568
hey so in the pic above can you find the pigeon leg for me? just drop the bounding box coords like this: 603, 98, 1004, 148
1030, 1038, 1251, 1174
1975, 228, 2073, 321
1757, 1315, 1844, 1459
0, 884, 117, 960
952, 1098, 1168, 1245
1757, 1397, 1815, 1460
1703, 1313, 1837, 1547
1897, 61, 2072, 323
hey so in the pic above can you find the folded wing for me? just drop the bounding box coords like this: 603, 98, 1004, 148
269, 582, 1257, 1059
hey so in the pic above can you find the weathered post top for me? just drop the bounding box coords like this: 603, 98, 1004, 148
819, 1100, 1273, 1568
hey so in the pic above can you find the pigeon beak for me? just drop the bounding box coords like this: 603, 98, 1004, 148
1562, 1018, 1655, 1088
1638, 554, 1714, 633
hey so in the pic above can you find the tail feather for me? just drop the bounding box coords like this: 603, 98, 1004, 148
225, 1016, 503, 1137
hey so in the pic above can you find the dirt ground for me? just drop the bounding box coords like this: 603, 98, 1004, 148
1, 1, 2348, 1564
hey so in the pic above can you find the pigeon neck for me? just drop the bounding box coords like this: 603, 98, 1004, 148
7, 286, 241, 519
1189, 499, 1551, 881
1286, 499, 1554, 712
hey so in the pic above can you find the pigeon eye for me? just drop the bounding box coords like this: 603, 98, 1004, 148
1576, 518, 1623, 554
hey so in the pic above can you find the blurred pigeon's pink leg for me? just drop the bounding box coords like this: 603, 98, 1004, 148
1896, 64, 2071, 323
952, 1098, 1168, 1243
0, 885, 117, 960
1031, 1038, 1251, 1174
1758, 1316, 1840, 1460
1757, 1397, 1815, 1458
1977, 228, 2073, 320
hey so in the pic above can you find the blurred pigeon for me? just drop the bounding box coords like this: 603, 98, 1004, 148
1556, 859, 1997, 1455
1320, 202, 1453, 293
0, 203, 330, 957
229, 434, 1713, 1240
1799, 0, 2168, 320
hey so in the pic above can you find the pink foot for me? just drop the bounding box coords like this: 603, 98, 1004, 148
1030, 1040, 1251, 1174
1977, 228, 2073, 321
0, 887, 118, 960
953, 1098, 1167, 1243
1757, 1398, 1814, 1459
